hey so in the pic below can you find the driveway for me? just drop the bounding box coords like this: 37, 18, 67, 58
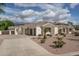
0, 35, 53, 56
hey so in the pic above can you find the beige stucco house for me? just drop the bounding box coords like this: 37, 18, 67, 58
8, 21, 74, 36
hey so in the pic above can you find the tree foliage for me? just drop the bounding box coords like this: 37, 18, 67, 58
0, 20, 14, 30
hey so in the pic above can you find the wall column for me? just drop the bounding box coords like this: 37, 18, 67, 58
15, 28, 18, 35
32, 29, 33, 36
0, 31, 2, 35
9, 30, 12, 35
32, 28, 35, 36
22, 28, 25, 35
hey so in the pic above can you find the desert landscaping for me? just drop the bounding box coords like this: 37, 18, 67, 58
32, 34, 79, 55
0, 34, 79, 56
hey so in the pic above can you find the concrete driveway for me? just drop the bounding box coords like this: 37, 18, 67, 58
0, 35, 53, 56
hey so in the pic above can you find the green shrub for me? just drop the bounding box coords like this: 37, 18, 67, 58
0, 20, 14, 30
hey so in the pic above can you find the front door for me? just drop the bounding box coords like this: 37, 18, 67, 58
44, 27, 51, 36
30, 29, 32, 35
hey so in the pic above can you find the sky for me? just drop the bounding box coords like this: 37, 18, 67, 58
0, 3, 79, 24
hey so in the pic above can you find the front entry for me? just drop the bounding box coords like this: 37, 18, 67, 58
25, 28, 36, 36
44, 27, 51, 36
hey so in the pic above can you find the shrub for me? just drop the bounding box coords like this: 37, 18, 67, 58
43, 35, 47, 39
40, 35, 47, 43
59, 33, 66, 37
38, 34, 42, 39
38, 34, 42, 36
46, 34, 52, 37
40, 39, 46, 43
53, 36, 65, 48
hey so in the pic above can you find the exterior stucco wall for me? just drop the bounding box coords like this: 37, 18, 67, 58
0, 31, 2, 35
36, 27, 42, 36
54, 27, 58, 34
15, 28, 18, 35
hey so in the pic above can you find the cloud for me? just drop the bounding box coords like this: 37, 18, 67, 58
1, 3, 75, 24
70, 3, 79, 8
21, 9, 41, 17
4, 7, 19, 15
17, 6, 71, 23
0, 15, 25, 24
14, 3, 65, 10
42, 9, 56, 17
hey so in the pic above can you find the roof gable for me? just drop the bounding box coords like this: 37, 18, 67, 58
42, 22, 54, 27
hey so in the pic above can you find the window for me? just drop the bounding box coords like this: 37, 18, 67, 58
63, 28, 65, 32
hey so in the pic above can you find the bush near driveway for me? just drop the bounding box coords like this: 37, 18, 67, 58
51, 34, 66, 48
40, 35, 47, 43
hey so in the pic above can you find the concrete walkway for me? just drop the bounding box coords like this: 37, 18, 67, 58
0, 35, 53, 56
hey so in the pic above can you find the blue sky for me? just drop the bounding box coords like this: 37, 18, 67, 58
0, 3, 79, 24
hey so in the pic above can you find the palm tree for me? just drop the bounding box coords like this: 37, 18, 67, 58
0, 3, 5, 14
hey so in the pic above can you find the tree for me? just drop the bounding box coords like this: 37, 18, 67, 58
0, 3, 5, 13
0, 20, 14, 30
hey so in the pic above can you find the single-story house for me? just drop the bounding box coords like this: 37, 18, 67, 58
8, 21, 75, 36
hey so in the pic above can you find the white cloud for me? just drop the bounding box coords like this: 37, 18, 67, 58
14, 3, 37, 7
1, 3, 76, 24
4, 7, 20, 16
50, 3, 65, 8
43, 9, 56, 17
17, 7, 71, 23
14, 3, 72, 23
14, 3, 64, 10
70, 3, 79, 8
59, 13, 71, 19
22, 9, 36, 17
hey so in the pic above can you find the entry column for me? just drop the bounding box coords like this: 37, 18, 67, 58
15, 28, 18, 35
9, 30, 12, 35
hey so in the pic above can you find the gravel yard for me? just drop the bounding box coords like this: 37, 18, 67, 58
32, 35, 79, 55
